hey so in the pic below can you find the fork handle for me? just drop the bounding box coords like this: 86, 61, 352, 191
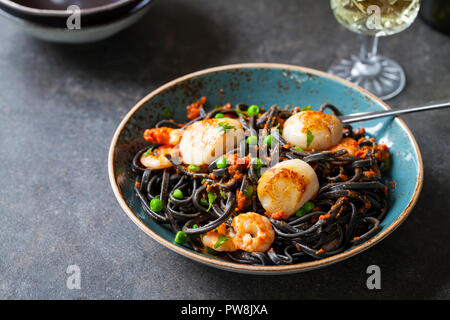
339, 101, 450, 124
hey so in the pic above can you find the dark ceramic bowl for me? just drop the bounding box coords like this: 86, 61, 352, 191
0, 0, 153, 43
0, 0, 141, 27
109, 63, 423, 274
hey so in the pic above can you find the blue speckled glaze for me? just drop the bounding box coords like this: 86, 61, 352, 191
110, 65, 422, 272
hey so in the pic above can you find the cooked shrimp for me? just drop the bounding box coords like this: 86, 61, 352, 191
282, 110, 343, 150
232, 212, 275, 252
201, 223, 236, 252
140, 145, 180, 170
257, 159, 319, 219
143, 127, 184, 146
330, 137, 360, 156
179, 118, 245, 165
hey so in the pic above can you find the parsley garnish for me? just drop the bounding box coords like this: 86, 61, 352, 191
217, 122, 236, 133
245, 185, 254, 199
207, 192, 217, 212
306, 129, 314, 147
206, 247, 218, 254
300, 105, 312, 112
115, 167, 125, 176
235, 105, 244, 117
162, 107, 172, 118
142, 147, 154, 157
214, 235, 230, 249
383, 157, 391, 170
199, 197, 209, 207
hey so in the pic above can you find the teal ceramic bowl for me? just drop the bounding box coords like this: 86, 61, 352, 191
108, 63, 423, 274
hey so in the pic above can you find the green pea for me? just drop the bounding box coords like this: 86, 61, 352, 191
172, 189, 184, 199
174, 231, 189, 244
216, 157, 227, 169
246, 105, 260, 116
295, 201, 315, 217
188, 164, 201, 172
246, 135, 258, 145
251, 157, 263, 170
150, 198, 163, 212
214, 113, 225, 119
264, 134, 273, 147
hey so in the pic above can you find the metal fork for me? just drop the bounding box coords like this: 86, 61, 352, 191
338, 101, 450, 124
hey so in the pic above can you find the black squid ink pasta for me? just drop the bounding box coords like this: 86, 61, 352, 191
130, 97, 391, 265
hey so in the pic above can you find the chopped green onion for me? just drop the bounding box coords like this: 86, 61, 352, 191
246, 105, 260, 116
214, 235, 231, 249
251, 157, 263, 170
294, 146, 304, 152
188, 164, 201, 172
192, 224, 199, 229
207, 192, 217, 212
245, 185, 254, 199
300, 105, 312, 112
150, 198, 163, 212
295, 201, 315, 217
306, 129, 314, 148
216, 157, 228, 169
172, 189, 184, 199
264, 134, 273, 147
142, 147, 154, 158
246, 135, 258, 145
217, 122, 236, 132
214, 113, 225, 119
219, 189, 226, 200
174, 231, 189, 244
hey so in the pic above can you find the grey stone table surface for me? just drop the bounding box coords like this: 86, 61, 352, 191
0, 0, 449, 300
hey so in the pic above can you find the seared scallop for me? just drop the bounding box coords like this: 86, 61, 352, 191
282, 110, 343, 150
179, 118, 245, 165
257, 159, 319, 219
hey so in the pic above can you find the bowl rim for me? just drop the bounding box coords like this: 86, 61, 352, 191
0, 0, 139, 17
108, 63, 424, 274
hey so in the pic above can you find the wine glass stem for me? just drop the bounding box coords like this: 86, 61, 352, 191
360, 35, 379, 65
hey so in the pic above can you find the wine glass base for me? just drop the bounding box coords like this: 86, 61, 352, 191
328, 55, 406, 101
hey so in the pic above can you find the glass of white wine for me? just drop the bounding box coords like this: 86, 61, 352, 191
328, 0, 421, 100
